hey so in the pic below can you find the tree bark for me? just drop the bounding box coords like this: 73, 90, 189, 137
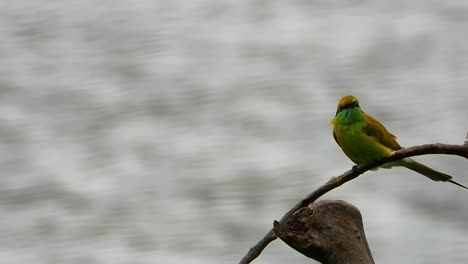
240, 137, 468, 264
273, 200, 374, 264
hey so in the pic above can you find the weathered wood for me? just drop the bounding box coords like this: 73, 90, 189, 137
274, 200, 374, 264
239, 136, 468, 264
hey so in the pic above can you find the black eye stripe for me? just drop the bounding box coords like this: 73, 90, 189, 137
344, 101, 358, 108
341, 101, 359, 110
335, 101, 359, 115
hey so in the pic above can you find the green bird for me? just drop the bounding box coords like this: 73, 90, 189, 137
331, 95, 467, 189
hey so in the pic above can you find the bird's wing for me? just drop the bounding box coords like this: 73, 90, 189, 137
333, 129, 339, 146
364, 114, 402, 150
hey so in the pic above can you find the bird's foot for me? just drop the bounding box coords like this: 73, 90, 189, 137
351, 165, 359, 172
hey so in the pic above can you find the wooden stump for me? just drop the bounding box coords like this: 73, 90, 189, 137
273, 200, 374, 264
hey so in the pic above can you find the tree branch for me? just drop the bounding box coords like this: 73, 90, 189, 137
239, 139, 468, 264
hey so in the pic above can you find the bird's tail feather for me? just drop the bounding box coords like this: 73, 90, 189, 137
399, 158, 468, 189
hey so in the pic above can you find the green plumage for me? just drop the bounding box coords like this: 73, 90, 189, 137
332, 95, 467, 189
332, 106, 394, 164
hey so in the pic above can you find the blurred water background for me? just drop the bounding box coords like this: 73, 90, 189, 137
1, 1, 468, 264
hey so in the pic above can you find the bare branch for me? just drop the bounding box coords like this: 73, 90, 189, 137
239, 140, 468, 264
239, 230, 276, 264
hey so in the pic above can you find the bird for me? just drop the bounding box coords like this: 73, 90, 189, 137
331, 95, 467, 189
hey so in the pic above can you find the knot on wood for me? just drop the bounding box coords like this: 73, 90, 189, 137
273, 200, 374, 264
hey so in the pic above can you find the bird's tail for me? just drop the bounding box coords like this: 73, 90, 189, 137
398, 158, 468, 189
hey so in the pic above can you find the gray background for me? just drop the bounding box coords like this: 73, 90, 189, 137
1, 1, 468, 264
